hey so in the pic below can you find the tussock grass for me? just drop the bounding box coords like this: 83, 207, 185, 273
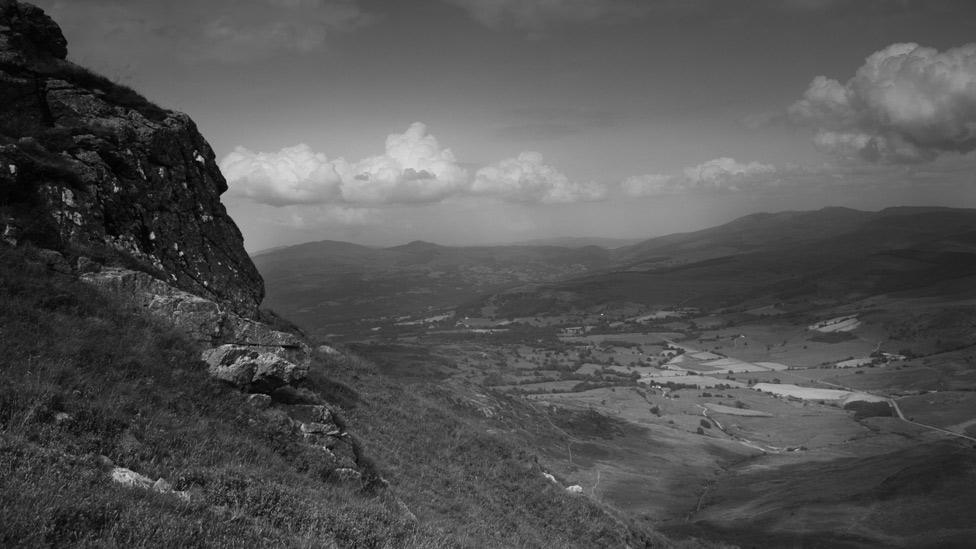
0, 246, 426, 547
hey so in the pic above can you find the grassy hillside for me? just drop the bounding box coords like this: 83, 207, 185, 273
0, 245, 707, 548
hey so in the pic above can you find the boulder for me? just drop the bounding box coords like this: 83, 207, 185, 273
245, 393, 272, 409
202, 344, 307, 393
300, 422, 341, 436
110, 467, 153, 490
110, 467, 189, 501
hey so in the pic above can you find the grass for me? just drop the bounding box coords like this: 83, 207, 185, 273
0, 246, 424, 547
0, 245, 711, 547
38, 63, 170, 122
303, 352, 681, 548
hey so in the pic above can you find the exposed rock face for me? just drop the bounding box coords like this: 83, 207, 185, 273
82, 266, 311, 392
0, 1, 262, 316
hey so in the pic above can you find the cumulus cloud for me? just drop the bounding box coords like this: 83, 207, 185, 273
340, 123, 469, 203
789, 42, 976, 163
622, 158, 777, 196
222, 123, 468, 206
224, 124, 604, 206
221, 144, 343, 206
472, 152, 607, 203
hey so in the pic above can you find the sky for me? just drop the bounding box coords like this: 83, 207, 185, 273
34, 0, 976, 251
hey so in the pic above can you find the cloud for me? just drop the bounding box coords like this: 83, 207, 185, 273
339, 122, 470, 204
220, 144, 344, 206
471, 152, 607, 203
223, 124, 604, 206
789, 42, 976, 163
622, 158, 777, 196
222, 123, 469, 205
441, 0, 653, 31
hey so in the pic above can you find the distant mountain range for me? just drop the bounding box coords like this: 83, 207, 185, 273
253, 238, 613, 337
255, 206, 976, 335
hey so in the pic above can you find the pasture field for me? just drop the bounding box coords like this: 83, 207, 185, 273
896, 391, 976, 432
365, 285, 976, 547
694, 323, 878, 368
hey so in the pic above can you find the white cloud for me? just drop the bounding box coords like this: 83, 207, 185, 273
220, 144, 343, 206
340, 122, 469, 204
223, 124, 606, 206
222, 123, 468, 205
789, 42, 976, 163
683, 157, 776, 187
622, 157, 777, 196
472, 151, 607, 203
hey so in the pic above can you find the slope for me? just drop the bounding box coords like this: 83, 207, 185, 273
0, 245, 702, 548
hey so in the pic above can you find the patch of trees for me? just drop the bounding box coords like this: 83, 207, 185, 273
843, 400, 893, 420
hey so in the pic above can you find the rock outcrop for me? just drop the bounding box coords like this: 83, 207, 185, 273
81, 266, 311, 392
0, 2, 307, 390
0, 0, 262, 317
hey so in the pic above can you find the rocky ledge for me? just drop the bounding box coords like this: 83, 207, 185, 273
81, 265, 311, 393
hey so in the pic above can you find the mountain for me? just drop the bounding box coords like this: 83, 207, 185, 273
511, 236, 645, 249
474, 206, 976, 317
254, 239, 612, 339
612, 206, 874, 269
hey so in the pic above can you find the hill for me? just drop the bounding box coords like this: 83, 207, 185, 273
254, 239, 612, 340
474, 207, 976, 317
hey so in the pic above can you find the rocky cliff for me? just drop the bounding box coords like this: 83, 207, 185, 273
0, 0, 262, 317
0, 0, 376, 493
0, 1, 316, 393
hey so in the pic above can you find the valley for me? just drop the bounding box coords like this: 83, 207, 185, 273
261, 207, 976, 548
